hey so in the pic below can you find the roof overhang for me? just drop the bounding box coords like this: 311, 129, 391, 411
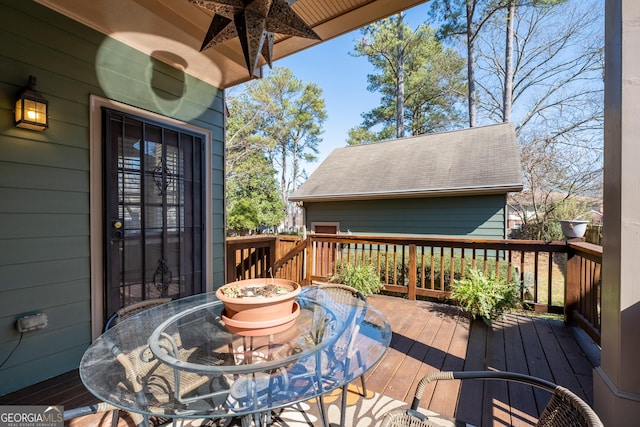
36, 0, 429, 89
289, 184, 525, 203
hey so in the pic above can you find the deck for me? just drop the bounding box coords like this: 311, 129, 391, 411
365, 295, 598, 426
0, 295, 599, 427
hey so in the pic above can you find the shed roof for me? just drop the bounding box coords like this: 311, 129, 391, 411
290, 123, 523, 202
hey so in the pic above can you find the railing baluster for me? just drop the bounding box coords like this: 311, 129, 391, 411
520, 250, 526, 299
507, 249, 513, 285
548, 251, 553, 306
439, 246, 445, 291
460, 247, 466, 279
420, 246, 426, 289
449, 247, 455, 290
472, 248, 477, 270
430, 246, 435, 291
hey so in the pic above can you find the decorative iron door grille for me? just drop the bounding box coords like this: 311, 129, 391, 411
103, 108, 205, 319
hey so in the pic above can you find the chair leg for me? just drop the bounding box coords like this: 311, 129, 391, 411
360, 376, 367, 397
340, 384, 348, 427
316, 394, 330, 427
109, 409, 120, 427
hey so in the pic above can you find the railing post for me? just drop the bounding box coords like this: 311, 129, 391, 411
304, 236, 314, 286
268, 237, 276, 278
408, 244, 417, 300
225, 242, 235, 283
565, 243, 580, 324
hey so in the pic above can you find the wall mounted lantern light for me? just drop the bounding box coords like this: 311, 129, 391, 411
15, 75, 48, 131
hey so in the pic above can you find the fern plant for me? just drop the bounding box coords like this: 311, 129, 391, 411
330, 263, 383, 297
451, 268, 520, 325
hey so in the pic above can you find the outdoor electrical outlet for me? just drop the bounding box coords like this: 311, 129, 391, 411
16, 313, 48, 332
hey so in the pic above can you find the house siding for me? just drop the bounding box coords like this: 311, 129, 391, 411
304, 195, 508, 238
0, 2, 225, 395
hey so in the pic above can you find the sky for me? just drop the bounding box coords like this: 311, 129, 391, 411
266, 3, 432, 177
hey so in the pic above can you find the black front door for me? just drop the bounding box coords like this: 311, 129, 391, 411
103, 108, 205, 319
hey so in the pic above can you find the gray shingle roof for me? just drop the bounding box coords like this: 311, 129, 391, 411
290, 123, 523, 202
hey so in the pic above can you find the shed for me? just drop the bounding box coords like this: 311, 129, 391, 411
290, 123, 523, 238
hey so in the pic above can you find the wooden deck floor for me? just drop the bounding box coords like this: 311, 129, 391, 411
0, 295, 599, 427
365, 295, 599, 426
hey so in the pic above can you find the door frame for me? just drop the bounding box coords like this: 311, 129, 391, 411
89, 95, 213, 340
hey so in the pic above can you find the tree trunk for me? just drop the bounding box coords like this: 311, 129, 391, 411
280, 143, 287, 207
466, 0, 477, 127
503, 0, 515, 123
396, 13, 405, 138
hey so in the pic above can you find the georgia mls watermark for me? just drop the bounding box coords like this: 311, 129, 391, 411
0, 406, 63, 427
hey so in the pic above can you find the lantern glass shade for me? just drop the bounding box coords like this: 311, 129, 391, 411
15, 76, 48, 131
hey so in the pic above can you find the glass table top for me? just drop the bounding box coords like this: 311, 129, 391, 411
79, 287, 391, 420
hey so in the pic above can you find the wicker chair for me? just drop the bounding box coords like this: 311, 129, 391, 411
103, 298, 172, 331
64, 298, 172, 427
379, 371, 603, 427
315, 283, 368, 427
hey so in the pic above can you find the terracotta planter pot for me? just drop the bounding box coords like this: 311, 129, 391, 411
221, 301, 301, 336
216, 279, 301, 333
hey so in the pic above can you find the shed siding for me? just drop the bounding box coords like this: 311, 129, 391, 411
304, 195, 508, 239
0, 2, 225, 394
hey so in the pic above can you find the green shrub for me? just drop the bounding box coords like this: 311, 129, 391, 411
451, 268, 520, 325
330, 263, 384, 297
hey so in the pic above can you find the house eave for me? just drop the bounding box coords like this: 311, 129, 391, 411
289, 184, 524, 203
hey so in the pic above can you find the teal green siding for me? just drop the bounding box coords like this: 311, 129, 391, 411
305, 195, 508, 239
0, 2, 225, 394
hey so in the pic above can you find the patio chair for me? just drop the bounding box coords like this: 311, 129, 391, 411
315, 283, 368, 427
378, 371, 604, 427
64, 298, 172, 427
103, 298, 173, 331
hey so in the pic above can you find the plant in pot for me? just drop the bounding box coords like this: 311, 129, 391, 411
451, 268, 520, 325
216, 278, 301, 336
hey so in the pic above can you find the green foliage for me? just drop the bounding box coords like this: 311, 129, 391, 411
225, 84, 285, 234
348, 14, 466, 143
512, 196, 593, 241
225, 67, 326, 234
346, 125, 392, 146
249, 67, 327, 196
225, 140, 285, 234
226, 199, 260, 234
451, 268, 520, 325
330, 263, 384, 297
375, 249, 513, 292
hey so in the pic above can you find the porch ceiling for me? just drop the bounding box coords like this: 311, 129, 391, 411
36, 0, 428, 89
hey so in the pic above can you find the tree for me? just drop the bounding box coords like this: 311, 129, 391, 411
510, 136, 601, 239
348, 16, 467, 144
227, 198, 260, 235
429, 0, 508, 127
474, 0, 604, 239
503, 0, 515, 123
225, 84, 285, 234
249, 67, 327, 205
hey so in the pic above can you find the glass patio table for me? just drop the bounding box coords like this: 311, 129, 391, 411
79, 287, 391, 426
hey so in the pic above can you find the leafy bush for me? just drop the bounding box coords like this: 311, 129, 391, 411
451, 268, 520, 325
330, 263, 384, 297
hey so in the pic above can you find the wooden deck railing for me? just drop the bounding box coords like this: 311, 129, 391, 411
225, 235, 301, 283
226, 234, 602, 342
305, 234, 570, 313
565, 241, 602, 344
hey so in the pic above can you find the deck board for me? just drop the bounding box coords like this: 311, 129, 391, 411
0, 295, 599, 427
